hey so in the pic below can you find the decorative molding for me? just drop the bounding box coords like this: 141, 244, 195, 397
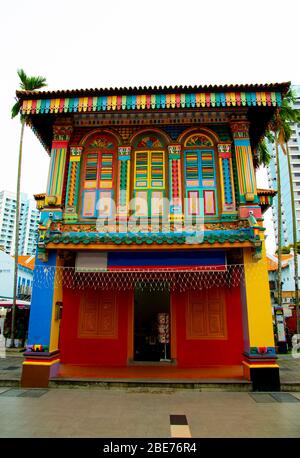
50, 220, 250, 233
185, 134, 213, 147
249, 347, 276, 357
74, 112, 230, 127
88, 137, 114, 149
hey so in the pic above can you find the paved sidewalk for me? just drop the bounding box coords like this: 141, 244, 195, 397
0, 351, 23, 384
277, 354, 300, 384
0, 388, 299, 438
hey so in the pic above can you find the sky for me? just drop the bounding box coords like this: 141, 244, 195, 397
0, 0, 299, 254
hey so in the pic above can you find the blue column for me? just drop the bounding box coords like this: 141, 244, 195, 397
27, 251, 57, 347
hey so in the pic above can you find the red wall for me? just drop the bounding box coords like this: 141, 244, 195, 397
60, 285, 243, 367
174, 286, 244, 367
59, 288, 131, 366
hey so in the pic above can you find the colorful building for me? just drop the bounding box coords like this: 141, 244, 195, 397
17, 83, 289, 389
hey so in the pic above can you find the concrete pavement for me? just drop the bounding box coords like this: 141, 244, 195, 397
0, 388, 299, 437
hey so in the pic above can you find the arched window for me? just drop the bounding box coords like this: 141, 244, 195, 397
80, 133, 118, 219
131, 132, 168, 218
183, 133, 218, 217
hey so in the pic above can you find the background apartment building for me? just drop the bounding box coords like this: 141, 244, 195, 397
267, 85, 300, 247
0, 190, 40, 256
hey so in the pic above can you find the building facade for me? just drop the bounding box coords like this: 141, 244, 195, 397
0, 249, 34, 300
267, 85, 300, 246
18, 83, 288, 389
0, 190, 40, 256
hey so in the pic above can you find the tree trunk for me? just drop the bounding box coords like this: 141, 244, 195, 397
286, 142, 300, 335
276, 136, 282, 310
10, 118, 25, 347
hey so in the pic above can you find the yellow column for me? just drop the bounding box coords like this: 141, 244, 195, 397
242, 239, 279, 386
243, 246, 275, 349
49, 255, 63, 352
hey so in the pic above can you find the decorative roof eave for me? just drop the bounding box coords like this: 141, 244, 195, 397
257, 188, 276, 214
16, 82, 290, 100
257, 188, 277, 197
18, 90, 286, 116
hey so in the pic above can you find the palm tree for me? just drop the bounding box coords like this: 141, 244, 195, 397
258, 88, 300, 336
10, 69, 47, 347
279, 90, 300, 335
257, 118, 283, 312
273, 117, 283, 312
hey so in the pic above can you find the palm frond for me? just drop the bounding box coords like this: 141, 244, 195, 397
257, 139, 272, 166
266, 130, 275, 143
17, 69, 28, 90
284, 88, 297, 106
25, 76, 47, 91
11, 99, 21, 119
282, 122, 292, 143
17, 68, 47, 91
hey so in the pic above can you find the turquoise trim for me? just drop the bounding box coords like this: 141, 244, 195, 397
234, 139, 251, 146
45, 228, 255, 246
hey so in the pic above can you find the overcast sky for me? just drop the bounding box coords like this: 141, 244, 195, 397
1, 0, 299, 253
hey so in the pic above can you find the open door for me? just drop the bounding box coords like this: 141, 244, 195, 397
134, 285, 170, 361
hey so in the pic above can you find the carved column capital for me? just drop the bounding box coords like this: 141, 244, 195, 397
217, 142, 232, 158
53, 121, 73, 141
118, 146, 131, 158
70, 146, 83, 159
168, 144, 181, 157
230, 121, 250, 139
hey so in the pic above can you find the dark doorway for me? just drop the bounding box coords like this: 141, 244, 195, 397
134, 285, 170, 361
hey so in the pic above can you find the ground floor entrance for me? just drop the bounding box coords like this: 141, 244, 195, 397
59, 283, 245, 369
134, 285, 170, 362
22, 248, 281, 390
